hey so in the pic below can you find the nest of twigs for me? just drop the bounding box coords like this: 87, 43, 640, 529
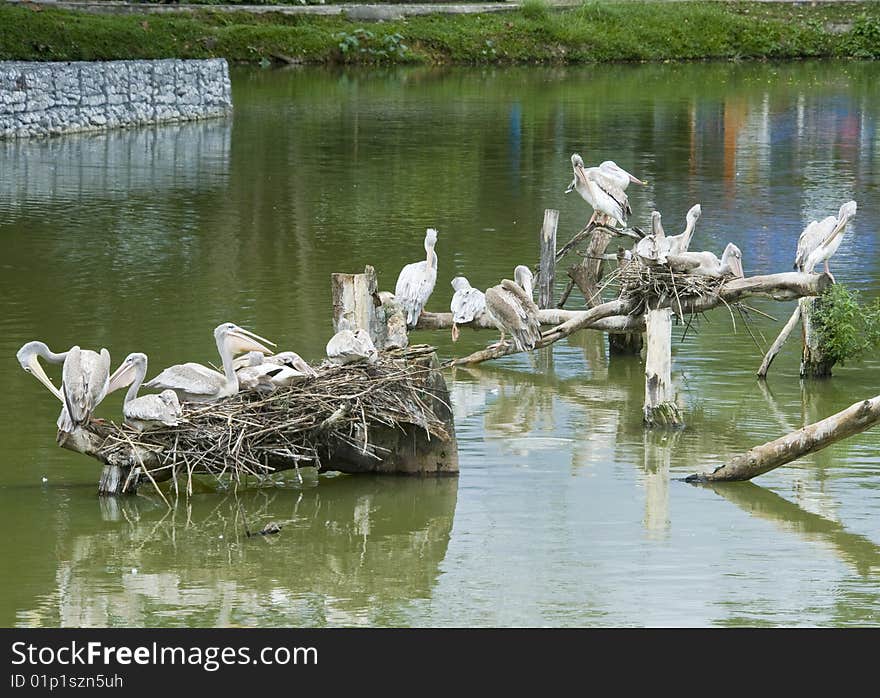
96, 345, 448, 492
617, 257, 731, 311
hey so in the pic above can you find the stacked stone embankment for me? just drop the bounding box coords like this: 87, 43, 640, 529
0, 58, 232, 139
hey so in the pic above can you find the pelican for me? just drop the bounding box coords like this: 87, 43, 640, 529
16, 341, 117, 431
144, 323, 276, 403
665, 204, 702, 256
237, 351, 317, 392
635, 211, 669, 263
450, 276, 487, 342
395, 228, 439, 328
107, 353, 182, 431
326, 329, 378, 365
565, 154, 643, 228
668, 243, 744, 279
793, 201, 857, 281
484, 265, 542, 352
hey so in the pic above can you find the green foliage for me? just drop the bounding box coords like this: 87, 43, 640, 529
2, 2, 880, 65
521, 0, 550, 22
813, 284, 880, 366
335, 28, 411, 62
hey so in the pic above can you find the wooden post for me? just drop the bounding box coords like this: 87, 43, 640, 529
331, 265, 404, 351
643, 307, 683, 428
538, 209, 559, 309
800, 297, 834, 378
687, 394, 880, 482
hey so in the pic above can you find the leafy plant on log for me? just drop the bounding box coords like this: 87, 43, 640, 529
812, 284, 880, 366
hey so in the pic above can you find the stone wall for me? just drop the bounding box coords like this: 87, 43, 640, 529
0, 59, 232, 139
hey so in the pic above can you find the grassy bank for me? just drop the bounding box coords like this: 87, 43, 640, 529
1, 2, 879, 65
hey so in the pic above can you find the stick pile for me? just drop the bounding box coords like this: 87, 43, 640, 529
92, 345, 448, 492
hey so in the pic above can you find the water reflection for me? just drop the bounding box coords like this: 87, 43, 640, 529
16, 477, 457, 628
2, 60, 880, 626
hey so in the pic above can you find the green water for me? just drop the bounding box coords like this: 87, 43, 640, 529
1, 61, 879, 627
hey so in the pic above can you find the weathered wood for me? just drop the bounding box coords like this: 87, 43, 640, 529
757, 304, 801, 379
332, 265, 402, 350
449, 272, 830, 366
643, 308, 683, 428
417, 309, 642, 333
568, 226, 614, 307
800, 296, 833, 378
687, 394, 880, 482
538, 209, 559, 309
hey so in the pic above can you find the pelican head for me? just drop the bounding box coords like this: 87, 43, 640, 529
451, 276, 472, 293
214, 323, 276, 356
571, 153, 585, 169
353, 329, 378, 362
16, 341, 64, 400
651, 211, 664, 238
424, 228, 438, 250
838, 200, 857, 224
514, 265, 534, 297
687, 204, 701, 226
107, 352, 148, 392
273, 351, 318, 377
723, 243, 744, 279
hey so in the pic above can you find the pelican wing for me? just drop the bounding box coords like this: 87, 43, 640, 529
452, 287, 487, 324
794, 219, 824, 271
124, 394, 181, 426
486, 282, 542, 352
585, 175, 628, 224
144, 362, 224, 395
61, 347, 111, 427
395, 259, 438, 328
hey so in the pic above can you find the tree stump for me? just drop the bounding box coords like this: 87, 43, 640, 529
800, 297, 834, 378
643, 308, 683, 428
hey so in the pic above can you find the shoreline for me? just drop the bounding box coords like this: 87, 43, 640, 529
2, 2, 879, 65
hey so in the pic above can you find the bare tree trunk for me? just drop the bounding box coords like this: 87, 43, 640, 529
643, 308, 683, 428
332, 265, 402, 350
687, 395, 880, 482
538, 209, 558, 309
800, 296, 834, 378
568, 226, 613, 307
757, 304, 801, 379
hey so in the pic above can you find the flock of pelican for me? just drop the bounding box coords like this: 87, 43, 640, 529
18, 155, 859, 435
16, 321, 380, 434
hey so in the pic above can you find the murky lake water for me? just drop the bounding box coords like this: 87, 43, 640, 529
1, 61, 879, 627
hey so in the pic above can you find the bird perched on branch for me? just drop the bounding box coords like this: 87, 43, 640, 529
664, 204, 702, 256
793, 201, 857, 282
394, 228, 439, 329
107, 353, 182, 431
450, 276, 487, 342
565, 154, 645, 228
484, 265, 542, 352
667, 243, 744, 279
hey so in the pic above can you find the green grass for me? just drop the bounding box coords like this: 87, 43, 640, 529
2, 2, 880, 65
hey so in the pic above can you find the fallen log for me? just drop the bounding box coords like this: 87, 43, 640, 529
686, 394, 880, 482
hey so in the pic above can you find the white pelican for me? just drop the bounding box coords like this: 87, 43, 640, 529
665, 204, 701, 256
668, 243, 744, 279
326, 329, 378, 365
450, 276, 487, 342
395, 228, 439, 328
108, 353, 182, 431
484, 265, 542, 352
17, 341, 118, 431
144, 323, 276, 403
635, 211, 669, 263
793, 201, 857, 281
237, 351, 317, 392
565, 154, 643, 228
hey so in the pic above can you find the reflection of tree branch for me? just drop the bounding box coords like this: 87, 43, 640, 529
700, 481, 880, 576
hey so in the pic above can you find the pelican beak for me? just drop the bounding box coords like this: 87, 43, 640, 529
452, 323, 460, 342
107, 361, 137, 393
228, 327, 276, 355
630, 174, 647, 185
729, 254, 745, 279
25, 355, 63, 401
